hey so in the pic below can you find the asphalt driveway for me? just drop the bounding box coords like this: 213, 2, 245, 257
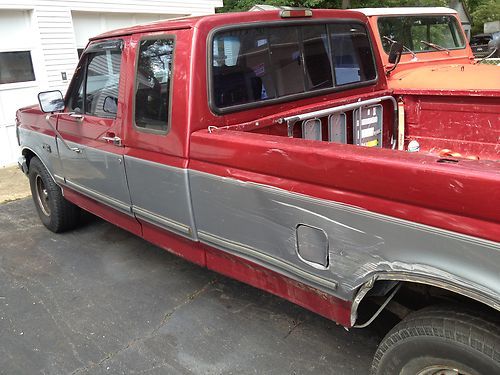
1, 198, 382, 374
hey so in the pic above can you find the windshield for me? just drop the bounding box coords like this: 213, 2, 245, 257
378, 15, 466, 54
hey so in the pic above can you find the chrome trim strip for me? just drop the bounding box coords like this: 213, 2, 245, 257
54, 174, 65, 184
350, 272, 500, 326
198, 230, 338, 292
64, 179, 132, 216
133, 206, 191, 237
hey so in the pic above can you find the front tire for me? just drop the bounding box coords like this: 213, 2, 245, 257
28, 157, 80, 233
371, 305, 500, 375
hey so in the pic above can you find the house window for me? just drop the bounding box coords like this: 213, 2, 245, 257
0, 51, 35, 84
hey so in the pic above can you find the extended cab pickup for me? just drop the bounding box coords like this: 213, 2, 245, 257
16, 9, 500, 374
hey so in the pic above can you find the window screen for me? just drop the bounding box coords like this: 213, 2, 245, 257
0, 51, 35, 84
134, 39, 174, 132
211, 22, 376, 110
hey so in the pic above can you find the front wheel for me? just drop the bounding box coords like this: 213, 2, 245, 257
28, 157, 80, 233
371, 305, 500, 375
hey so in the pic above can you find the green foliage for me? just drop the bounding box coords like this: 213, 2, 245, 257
218, 0, 450, 12
217, 0, 498, 34
471, 0, 500, 34
217, 1, 339, 12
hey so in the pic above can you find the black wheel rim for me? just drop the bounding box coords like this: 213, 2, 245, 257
35, 175, 51, 217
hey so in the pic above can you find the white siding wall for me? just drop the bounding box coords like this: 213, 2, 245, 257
0, 0, 222, 166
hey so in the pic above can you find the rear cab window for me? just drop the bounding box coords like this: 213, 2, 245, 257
210, 21, 377, 113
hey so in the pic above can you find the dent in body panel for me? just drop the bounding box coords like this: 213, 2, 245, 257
124, 156, 197, 239
189, 170, 500, 305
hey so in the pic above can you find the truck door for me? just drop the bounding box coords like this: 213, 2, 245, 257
123, 32, 197, 239
56, 40, 131, 215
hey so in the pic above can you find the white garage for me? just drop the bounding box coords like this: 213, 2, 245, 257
0, 9, 43, 167
0, 0, 222, 167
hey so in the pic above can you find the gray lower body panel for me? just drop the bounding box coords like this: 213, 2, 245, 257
189, 170, 500, 302
125, 156, 197, 239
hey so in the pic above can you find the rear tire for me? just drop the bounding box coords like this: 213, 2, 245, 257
28, 157, 80, 233
371, 305, 500, 375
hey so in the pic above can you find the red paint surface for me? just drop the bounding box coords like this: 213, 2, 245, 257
206, 249, 352, 326
63, 188, 142, 237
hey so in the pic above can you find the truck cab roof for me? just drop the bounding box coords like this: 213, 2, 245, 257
92, 9, 371, 41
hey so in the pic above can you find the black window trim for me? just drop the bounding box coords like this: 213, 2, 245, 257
375, 14, 468, 55
207, 18, 379, 115
64, 39, 124, 120
132, 34, 176, 136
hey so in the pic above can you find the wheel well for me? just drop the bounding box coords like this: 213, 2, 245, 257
22, 149, 36, 170
354, 279, 499, 328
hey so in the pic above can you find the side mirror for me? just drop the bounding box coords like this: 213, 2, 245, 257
388, 42, 403, 64
103, 96, 118, 115
38, 90, 64, 113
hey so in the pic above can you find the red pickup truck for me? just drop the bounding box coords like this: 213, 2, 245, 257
16, 9, 500, 374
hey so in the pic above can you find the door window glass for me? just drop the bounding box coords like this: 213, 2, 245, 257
85, 51, 121, 118
65, 43, 122, 119
134, 38, 174, 132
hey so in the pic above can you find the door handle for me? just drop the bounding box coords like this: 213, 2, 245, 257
102, 136, 122, 147
69, 113, 84, 121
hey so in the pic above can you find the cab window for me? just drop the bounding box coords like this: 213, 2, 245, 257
66, 42, 122, 119
134, 38, 174, 133
211, 22, 376, 111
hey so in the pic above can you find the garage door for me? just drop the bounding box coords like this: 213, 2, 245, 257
0, 9, 41, 167
72, 12, 182, 56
